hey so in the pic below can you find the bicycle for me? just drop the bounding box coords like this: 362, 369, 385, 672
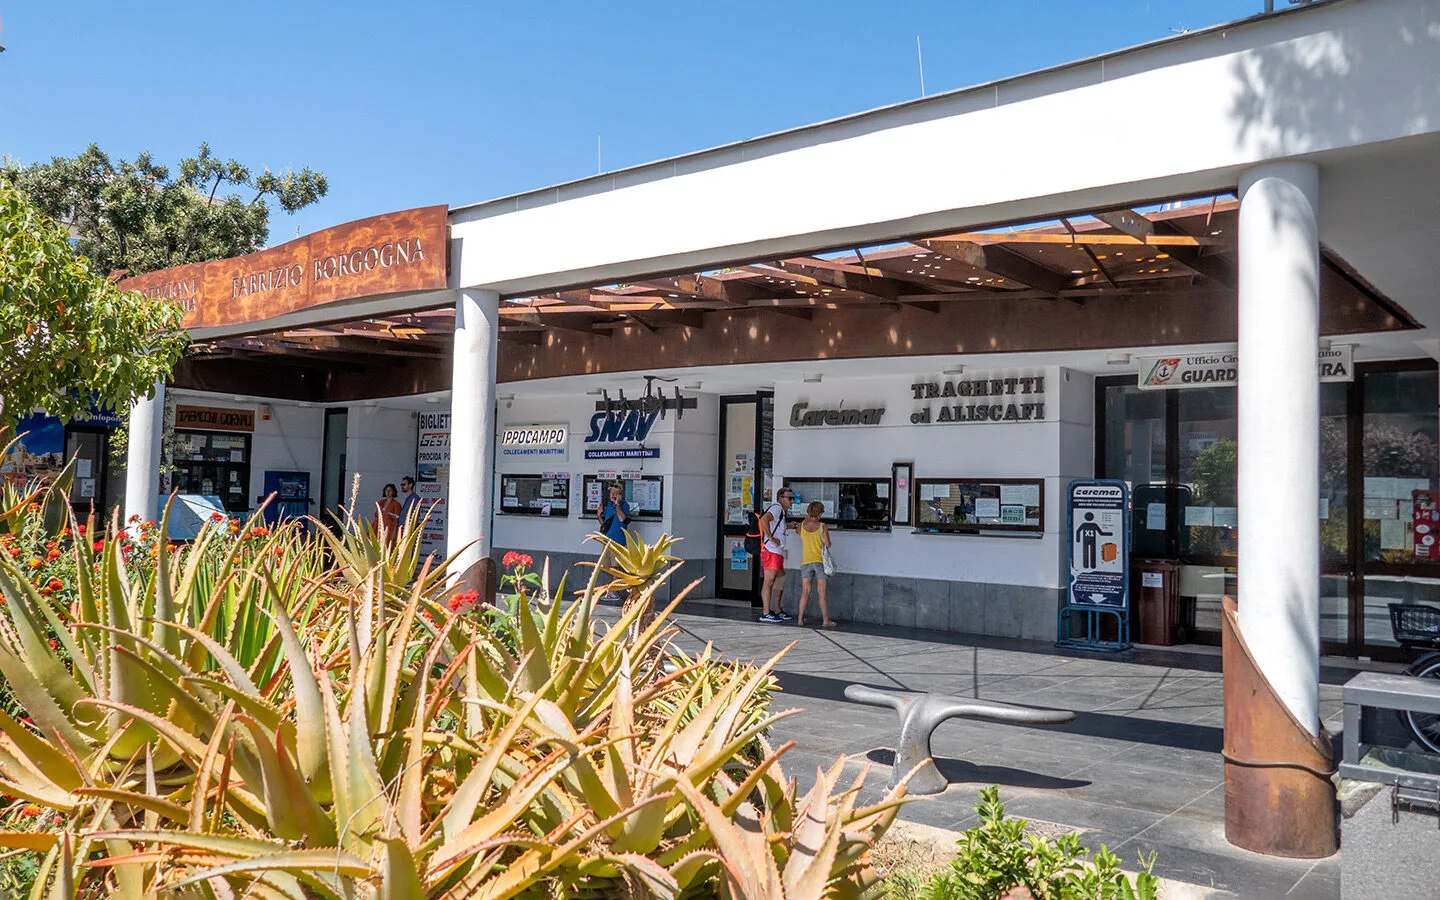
1389, 603, 1440, 752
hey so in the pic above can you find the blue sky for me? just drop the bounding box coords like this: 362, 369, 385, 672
5, 1, 1263, 244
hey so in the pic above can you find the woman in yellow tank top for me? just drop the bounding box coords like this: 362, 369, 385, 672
797, 501, 837, 628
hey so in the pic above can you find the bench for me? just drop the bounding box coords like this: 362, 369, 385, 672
844, 684, 1076, 794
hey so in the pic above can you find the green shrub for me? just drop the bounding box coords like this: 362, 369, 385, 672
920, 787, 1158, 900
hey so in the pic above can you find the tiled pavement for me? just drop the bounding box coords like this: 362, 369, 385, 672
627, 599, 1400, 899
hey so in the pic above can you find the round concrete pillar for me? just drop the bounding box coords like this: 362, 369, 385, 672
446, 289, 500, 584
123, 381, 165, 529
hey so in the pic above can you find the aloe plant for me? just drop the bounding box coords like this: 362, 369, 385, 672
0, 485, 910, 898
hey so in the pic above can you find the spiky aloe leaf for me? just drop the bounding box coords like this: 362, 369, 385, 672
260, 569, 331, 802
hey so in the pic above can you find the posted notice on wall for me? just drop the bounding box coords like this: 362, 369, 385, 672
1068, 480, 1129, 610
416, 411, 451, 560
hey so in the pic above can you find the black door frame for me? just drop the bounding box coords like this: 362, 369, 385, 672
63, 424, 112, 523
320, 408, 349, 526
715, 392, 773, 605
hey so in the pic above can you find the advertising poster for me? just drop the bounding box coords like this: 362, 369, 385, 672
416, 412, 451, 560
1414, 490, 1440, 560
1068, 480, 1129, 609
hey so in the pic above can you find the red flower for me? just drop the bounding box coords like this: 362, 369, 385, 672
92, 540, 105, 553
77, 524, 87, 535
6, 547, 18, 558
448, 589, 481, 612
48, 640, 57, 650
210, 512, 224, 522
249, 527, 269, 539
46, 549, 60, 561
19, 805, 40, 818
46, 578, 62, 592
502, 552, 533, 570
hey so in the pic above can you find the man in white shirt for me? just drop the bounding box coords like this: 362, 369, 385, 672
758, 488, 795, 623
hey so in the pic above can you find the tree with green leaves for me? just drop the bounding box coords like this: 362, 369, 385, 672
3, 143, 328, 276
0, 179, 188, 424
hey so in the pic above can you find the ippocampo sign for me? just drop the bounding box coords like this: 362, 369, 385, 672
1138, 346, 1353, 390
499, 424, 568, 458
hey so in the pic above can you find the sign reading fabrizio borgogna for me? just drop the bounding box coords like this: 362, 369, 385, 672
909, 374, 1047, 424
1067, 480, 1129, 610
117, 206, 448, 331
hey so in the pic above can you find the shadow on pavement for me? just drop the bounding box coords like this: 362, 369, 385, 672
862, 748, 1091, 790
776, 669, 1223, 753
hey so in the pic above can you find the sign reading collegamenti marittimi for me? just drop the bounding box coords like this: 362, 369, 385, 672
415, 412, 450, 560
1137, 346, 1353, 390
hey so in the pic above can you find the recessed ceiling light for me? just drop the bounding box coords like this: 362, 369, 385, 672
943, 364, 965, 375
803, 374, 823, 383
1106, 352, 1132, 366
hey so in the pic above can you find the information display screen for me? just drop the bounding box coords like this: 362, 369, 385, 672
782, 477, 891, 532
914, 477, 1044, 535
498, 474, 571, 517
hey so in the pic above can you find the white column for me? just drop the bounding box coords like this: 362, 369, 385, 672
446, 289, 500, 580
123, 381, 165, 527
1237, 161, 1321, 736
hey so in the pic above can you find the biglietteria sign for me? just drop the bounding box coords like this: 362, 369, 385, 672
117, 206, 449, 331
1137, 346, 1353, 390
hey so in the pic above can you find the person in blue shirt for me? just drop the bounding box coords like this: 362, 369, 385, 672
598, 480, 631, 543
399, 476, 421, 526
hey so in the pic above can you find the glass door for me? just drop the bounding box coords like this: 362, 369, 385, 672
716, 394, 773, 604
1353, 363, 1440, 658
64, 428, 109, 523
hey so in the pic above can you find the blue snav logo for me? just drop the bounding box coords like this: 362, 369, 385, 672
584, 410, 657, 443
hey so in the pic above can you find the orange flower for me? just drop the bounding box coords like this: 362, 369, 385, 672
46, 549, 60, 561
26, 558, 42, 569
19, 805, 41, 817
46, 578, 62, 592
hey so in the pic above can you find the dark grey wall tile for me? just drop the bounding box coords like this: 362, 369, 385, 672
823, 573, 853, 622
983, 583, 1026, 639
851, 575, 885, 624
915, 579, 949, 632
1022, 588, 1062, 641
883, 579, 917, 628
948, 580, 986, 635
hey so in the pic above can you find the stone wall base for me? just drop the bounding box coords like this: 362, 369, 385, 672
494, 548, 1060, 642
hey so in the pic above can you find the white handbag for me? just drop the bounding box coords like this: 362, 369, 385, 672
821, 544, 837, 576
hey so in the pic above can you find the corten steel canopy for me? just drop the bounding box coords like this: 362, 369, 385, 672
174, 195, 1410, 400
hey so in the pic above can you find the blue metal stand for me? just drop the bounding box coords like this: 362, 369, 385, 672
1056, 605, 1131, 653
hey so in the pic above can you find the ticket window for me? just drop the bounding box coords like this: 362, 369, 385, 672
172, 431, 252, 514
